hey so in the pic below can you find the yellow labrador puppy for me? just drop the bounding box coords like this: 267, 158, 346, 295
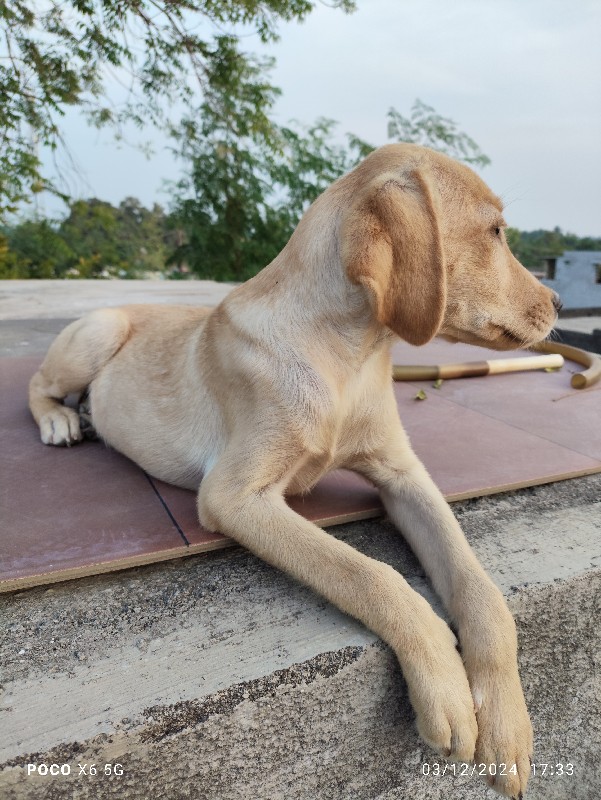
30, 144, 560, 798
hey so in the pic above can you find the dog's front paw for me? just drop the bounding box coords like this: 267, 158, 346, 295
403, 612, 478, 763
470, 667, 533, 798
40, 407, 82, 446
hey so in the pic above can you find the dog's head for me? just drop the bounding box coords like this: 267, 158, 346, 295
340, 144, 560, 348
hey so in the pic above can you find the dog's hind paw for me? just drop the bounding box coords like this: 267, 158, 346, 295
39, 407, 83, 446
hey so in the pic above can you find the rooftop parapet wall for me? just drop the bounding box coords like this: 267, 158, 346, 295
541, 251, 601, 310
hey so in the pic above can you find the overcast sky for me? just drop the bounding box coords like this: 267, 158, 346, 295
44, 0, 600, 235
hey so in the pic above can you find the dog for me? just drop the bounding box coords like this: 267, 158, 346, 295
29, 144, 561, 797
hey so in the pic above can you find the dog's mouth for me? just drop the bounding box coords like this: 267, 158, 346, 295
486, 323, 549, 351
440, 323, 543, 351
496, 326, 529, 347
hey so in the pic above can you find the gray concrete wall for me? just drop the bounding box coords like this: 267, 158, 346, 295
542, 251, 601, 310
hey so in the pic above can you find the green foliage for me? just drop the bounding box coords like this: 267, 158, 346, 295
0, 218, 74, 278
60, 200, 122, 277
506, 227, 601, 269
1, 0, 495, 279
167, 40, 491, 280
0, 197, 171, 278
2, 201, 597, 281
0, 0, 509, 282
0, 0, 355, 219
167, 37, 366, 280
1, 65, 497, 282
386, 100, 490, 168
0, 232, 9, 274
60, 197, 169, 277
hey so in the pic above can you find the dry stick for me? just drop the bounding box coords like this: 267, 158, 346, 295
392, 353, 564, 382
531, 341, 601, 389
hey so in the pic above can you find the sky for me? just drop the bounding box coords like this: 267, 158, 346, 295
41, 0, 601, 236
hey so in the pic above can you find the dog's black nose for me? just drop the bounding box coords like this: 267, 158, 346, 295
552, 292, 563, 313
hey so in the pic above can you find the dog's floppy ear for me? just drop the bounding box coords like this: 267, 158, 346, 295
340, 169, 445, 345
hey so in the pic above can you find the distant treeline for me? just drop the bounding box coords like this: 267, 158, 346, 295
0, 198, 179, 280
1, 196, 599, 280
506, 228, 601, 269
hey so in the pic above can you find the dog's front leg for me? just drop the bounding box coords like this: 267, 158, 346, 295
356, 446, 533, 799
198, 458, 477, 763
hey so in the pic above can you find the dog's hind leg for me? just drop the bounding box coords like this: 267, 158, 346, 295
29, 308, 131, 446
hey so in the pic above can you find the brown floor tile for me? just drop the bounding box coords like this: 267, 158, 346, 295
146, 478, 230, 550
392, 338, 601, 461
3, 343, 600, 592
0, 358, 187, 589
286, 470, 382, 526
151, 469, 382, 547
394, 383, 601, 498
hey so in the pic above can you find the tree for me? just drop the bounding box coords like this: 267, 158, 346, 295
506, 227, 601, 269
2, 2, 493, 279
58, 197, 173, 277
167, 37, 368, 280
0, 218, 74, 278
59, 199, 123, 276
0, 196, 172, 278
0, 0, 354, 219
114, 197, 169, 274
386, 100, 490, 168
168, 40, 490, 281
0, 232, 12, 277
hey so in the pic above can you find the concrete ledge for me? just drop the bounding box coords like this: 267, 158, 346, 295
1, 475, 600, 799
0, 280, 236, 321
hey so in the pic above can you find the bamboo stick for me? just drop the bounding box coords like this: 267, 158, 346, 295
392, 353, 564, 382
531, 341, 601, 389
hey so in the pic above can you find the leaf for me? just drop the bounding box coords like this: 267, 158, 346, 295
0, 0, 354, 220
433, 378, 444, 388
387, 99, 490, 168
414, 389, 427, 401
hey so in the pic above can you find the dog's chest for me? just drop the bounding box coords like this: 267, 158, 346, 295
284, 391, 387, 496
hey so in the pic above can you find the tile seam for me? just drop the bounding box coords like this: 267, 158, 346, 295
144, 473, 190, 546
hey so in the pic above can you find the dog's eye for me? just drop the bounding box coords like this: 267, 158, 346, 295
494, 227, 501, 236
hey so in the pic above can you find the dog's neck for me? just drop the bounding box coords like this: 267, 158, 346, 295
224, 193, 396, 379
